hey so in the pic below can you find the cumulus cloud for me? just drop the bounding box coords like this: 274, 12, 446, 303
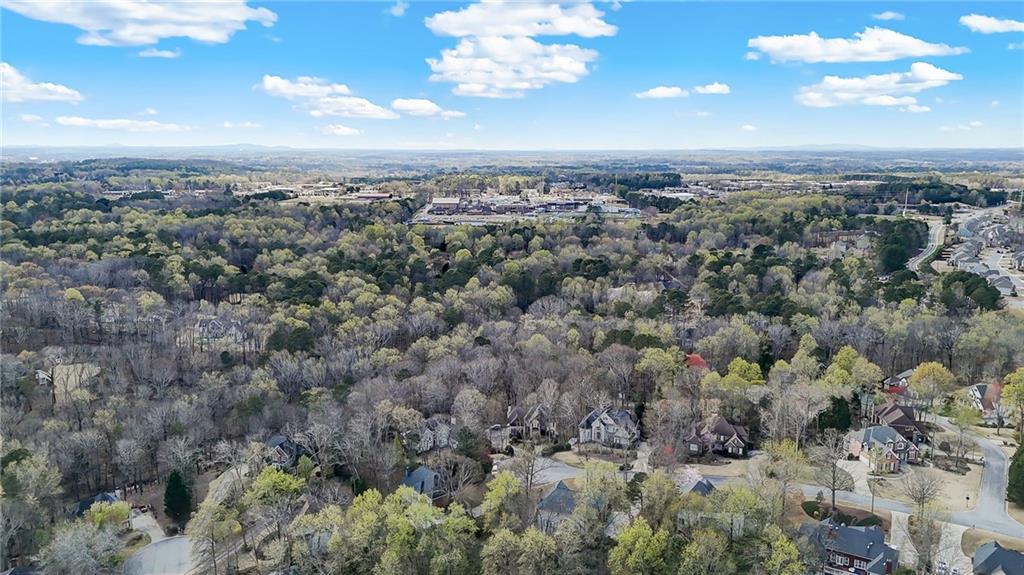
960, 14, 1024, 34
222, 120, 261, 128
1009, 42, 1023, 50
321, 124, 360, 136
138, 47, 181, 58
20, 114, 48, 126
635, 86, 687, 99
1, 62, 83, 103
56, 116, 186, 131
741, 124, 758, 132
143, 107, 158, 115
748, 27, 967, 63
694, 82, 730, 95
744, 51, 761, 61
1, 0, 276, 46
796, 62, 961, 111
425, 1, 615, 98
425, 1, 617, 38
940, 121, 983, 131
872, 11, 904, 21
904, 104, 931, 113
391, 98, 465, 118
388, 1, 407, 17
258, 74, 398, 119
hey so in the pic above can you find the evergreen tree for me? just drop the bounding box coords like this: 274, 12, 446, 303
164, 469, 192, 525
1009, 443, 1024, 506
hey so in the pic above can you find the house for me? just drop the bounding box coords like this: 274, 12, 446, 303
848, 426, 920, 473
402, 465, 442, 502
882, 368, 914, 393
414, 415, 459, 454
536, 480, 577, 534
72, 491, 120, 517
683, 415, 750, 458
871, 400, 928, 444
578, 407, 639, 448
506, 404, 557, 442
265, 434, 308, 469
801, 519, 899, 575
973, 541, 1024, 575
970, 383, 1009, 426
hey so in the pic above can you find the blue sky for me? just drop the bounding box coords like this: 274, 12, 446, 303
2, 1, 1022, 149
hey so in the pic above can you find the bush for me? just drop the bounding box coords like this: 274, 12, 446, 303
541, 442, 571, 457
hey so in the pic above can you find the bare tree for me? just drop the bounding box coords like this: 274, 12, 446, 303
811, 428, 855, 516
901, 470, 943, 519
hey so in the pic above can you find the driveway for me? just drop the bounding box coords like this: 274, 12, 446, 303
130, 510, 166, 544
124, 536, 195, 575
837, 459, 872, 497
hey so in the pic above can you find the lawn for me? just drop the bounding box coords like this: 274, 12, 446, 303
961, 528, 1024, 556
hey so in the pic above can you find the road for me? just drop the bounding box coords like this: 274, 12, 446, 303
124, 536, 195, 575
906, 217, 945, 273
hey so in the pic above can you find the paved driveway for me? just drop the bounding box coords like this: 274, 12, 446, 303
124, 536, 195, 575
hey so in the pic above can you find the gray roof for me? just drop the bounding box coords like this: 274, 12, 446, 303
688, 478, 716, 497
402, 465, 439, 497
538, 480, 577, 515
803, 519, 898, 575
858, 425, 904, 446
974, 541, 1024, 575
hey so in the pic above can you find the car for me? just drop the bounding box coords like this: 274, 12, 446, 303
951, 568, 960, 575
936, 560, 948, 574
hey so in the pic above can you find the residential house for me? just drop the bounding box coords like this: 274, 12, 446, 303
506, 404, 557, 442
970, 383, 1009, 426
992, 276, 1017, 297
265, 434, 309, 469
801, 518, 899, 575
536, 480, 577, 534
871, 400, 927, 444
402, 465, 442, 502
1011, 251, 1024, 271
973, 541, 1024, 575
848, 425, 920, 473
578, 407, 640, 448
683, 415, 750, 457
882, 368, 914, 393
414, 414, 460, 454
72, 491, 121, 517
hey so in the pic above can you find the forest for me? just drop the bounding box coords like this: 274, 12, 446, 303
2, 167, 1023, 575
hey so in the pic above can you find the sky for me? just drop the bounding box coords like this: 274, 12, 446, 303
2, 1, 1023, 150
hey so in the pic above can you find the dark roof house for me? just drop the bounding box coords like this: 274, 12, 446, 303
802, 518, 899, 575
402, 465, 441, 501
973, 541, 1024, 575
536, 480, 577, 533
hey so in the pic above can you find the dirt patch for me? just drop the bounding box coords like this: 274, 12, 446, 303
1009, 502, 1024, 526
962, 528, 1024, 556
870, 462, 981, 512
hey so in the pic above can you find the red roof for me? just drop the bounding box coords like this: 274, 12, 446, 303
686, 354, 709, 370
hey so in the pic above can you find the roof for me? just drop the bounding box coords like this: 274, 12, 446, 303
705, 415, 748, 444
857, 425, 906, 447
802, 519, 898, 575
402, 465, 439, 497
74, 492, 120, 517
686, 353, 709, 370
688, 478, 716, 496
579, 406, 636, 431
538, 480, 577, 515
973, 541, 1024, 575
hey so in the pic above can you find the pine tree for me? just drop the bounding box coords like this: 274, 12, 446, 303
1009, 443, 1024, 506
164, 469, 192, 525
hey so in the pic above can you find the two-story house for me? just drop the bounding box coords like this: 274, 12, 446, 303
848, 425, 920, 473
578, 406, 639, 448
871, 400, 928, 444
802, 519, 899, 575
506, 404, 557, 441
683, 414, 750, 458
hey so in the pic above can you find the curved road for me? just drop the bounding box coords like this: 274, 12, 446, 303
906, 217, 945, 273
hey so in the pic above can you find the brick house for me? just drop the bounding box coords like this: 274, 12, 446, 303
848, 425, 919, 473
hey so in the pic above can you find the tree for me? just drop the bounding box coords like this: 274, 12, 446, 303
909, 362, 955, 434
901, 470, 943, 519
607, 516, 669, 575
517, 527, 559, 575
1003, 368, 1024, 439
1008, 443, 1024, 505
481, 471, 524, 532
187, 501, 241, 575
949, 400, 981, 471
762, 439, 806, 526
678, 527, 735, 575
639, 470, 680, 530
758, 525, 803, 575
481, 528, 520, 575
164, 469, 192, 525
811, 428, 855, 516
40, 521, 121, 575
84, 501, 130, 530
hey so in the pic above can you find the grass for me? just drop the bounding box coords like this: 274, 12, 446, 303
961, 528, 1024, 556
116, 530, 153, 562
801, 500, 886, 529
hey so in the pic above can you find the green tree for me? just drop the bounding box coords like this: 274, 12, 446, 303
481, 471, 523, 532
1008, 443, 1024, 506
677, 528, 735, 575
1004, 368, 1024, 439
607, 516, 669, 575
481, 528, 520, 575
758, 525, 802, 575
517, 527, 559, 575
85, 501, 130, 529
164, 469, 192, 525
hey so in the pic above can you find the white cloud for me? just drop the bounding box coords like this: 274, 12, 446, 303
259, 75, 350, 99
1010, 42, 1024, 50
321, 124, 360, 136
694, 82, 730, 95
748, 27, 967, 63
258, 74, 399, 119
391, 98, 465, 118
741, 124, 758, 132
960, 14, 1024, 34
940, 121, 983, 132
20, 114, 48, 126
56, 116, 186, 131
388, 1, 407, 17
991, 100, 1000, 107
222, 121, 261, 128
428, 36, 599, 98
903, 104, 930, 113
694, 111, 712, 117
635, 86, 687, 99
1, 62, 83, 103
872, 11, 904, 21
425, 2, 615, 98
796, 62, 962, 109
138, 47, 181, 59
1, 0, 276, 46
425, 1, 616, 38
143, 107, 158, 115
744, 51, 761, 61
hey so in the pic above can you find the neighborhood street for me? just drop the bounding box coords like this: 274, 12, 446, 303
906, 217, 945, 273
